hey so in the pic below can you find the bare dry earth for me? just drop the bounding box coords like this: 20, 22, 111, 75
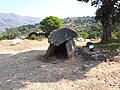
0, 40, 120, 90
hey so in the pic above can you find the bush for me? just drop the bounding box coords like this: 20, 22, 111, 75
116, 31, 120, 38
28, 32, 45, 40
77, 32, 89, 39
0, 33, 7, 40
29, 35, 38, 40
112, 31, 120, 39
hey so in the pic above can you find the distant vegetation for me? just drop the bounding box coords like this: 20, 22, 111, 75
62, 16, 102, 39
0, 16, 120, 40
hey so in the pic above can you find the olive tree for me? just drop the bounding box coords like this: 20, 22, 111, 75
77, 0, 120, 40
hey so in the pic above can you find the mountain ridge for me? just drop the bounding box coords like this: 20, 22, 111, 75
0, 13, 41, 33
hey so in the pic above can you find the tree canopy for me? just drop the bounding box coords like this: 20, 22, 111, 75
40, 16, 62, 37
77, 0, 120, 40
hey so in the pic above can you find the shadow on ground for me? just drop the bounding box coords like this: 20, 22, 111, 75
0, 49, 104, 90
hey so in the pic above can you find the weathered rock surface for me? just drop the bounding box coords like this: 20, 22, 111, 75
78, 46, 107, 60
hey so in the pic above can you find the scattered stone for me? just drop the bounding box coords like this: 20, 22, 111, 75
104, 80, 108, 82
112, 55, 120, 62
73, 67, 84, 74
114, 56, 120, 58
41, 65, 48, 68
57, 72, 61, 75
109, 83, 116, 86
78, 46, 107, 60
88, 52, 97, 55
23, 57, 27, 59
6, 79, 12, 84
52, 60, 59, 64
83, 64, 90, 68
91, 53, 106, 60
89, 64, 93, 67
0, 82, 2, 86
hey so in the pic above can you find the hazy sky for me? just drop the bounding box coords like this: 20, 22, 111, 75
0, 0, 96, 19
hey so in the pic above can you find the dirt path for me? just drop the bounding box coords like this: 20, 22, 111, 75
0, 40, 120, 90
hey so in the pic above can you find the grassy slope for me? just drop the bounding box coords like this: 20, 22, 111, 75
95, 38, 120, 53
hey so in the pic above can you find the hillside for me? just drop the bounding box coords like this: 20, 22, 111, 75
0, 16, 102, 40
0, 13, 40, 33
62, 16, 99, 32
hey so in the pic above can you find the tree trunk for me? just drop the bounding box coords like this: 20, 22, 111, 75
102, 20, 112, 40
101, 0, 113, 40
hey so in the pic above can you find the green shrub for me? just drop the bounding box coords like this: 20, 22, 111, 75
116, 31, 120, 38
29, 34, 38, 40
112, 31, 120, 39
28, 32, 45, 40
77, 32, 89, 39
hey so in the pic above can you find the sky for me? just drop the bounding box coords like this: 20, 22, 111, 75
0, 0, 97, 19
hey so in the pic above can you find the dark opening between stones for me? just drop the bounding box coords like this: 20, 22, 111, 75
53, 41, 68, 58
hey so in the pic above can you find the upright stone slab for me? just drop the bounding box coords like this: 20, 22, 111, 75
66, 40, 76, 58
45, 44, 56, 58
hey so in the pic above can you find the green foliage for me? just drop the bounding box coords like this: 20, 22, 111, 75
28, 32, 37, 38
77, 32, 89, 39
89, 22, 102, 38
113, 23, 120, 32
63, 17, 102, 39
78, 0, 120, 23
17, 24, 39, 37
0, 34, 2, 40
28, 32, 45, 40
40, 16, 62, 37
116, 31, 120, 38
2, 23, 42, 40
1, 16, 62, 40
0, 33, 6, 40
90, 22, 102, 31
112, 31, 120, 38
1, 16, 119, 41
5, 28, 21, 39
29, 34, 38, 40
77, 0, 120, 39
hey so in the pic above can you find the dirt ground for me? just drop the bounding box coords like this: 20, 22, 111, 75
0, 39, 120, 90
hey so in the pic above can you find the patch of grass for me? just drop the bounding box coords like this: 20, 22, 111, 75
95, 38, 120, 53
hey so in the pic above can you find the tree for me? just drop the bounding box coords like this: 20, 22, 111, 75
77, 0, 120, 40
40, 16, 62, 37
5, 28, 21, 39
